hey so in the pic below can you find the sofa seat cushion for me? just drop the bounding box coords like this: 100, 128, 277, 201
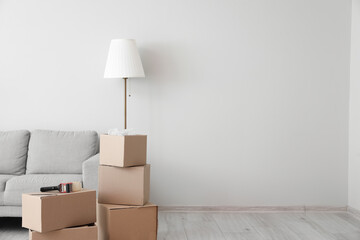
4, 174, 82, 206
26, 130, 99, 174
0, 130, 30, 175
0, 175, 13, 206
0, 192, 4, 206
0, 175, 14, 192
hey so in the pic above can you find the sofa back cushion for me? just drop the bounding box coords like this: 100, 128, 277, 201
0, 130, 30, 175
26, 130, 99, 174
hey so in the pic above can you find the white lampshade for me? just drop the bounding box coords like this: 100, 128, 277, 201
104, 39, 145, 78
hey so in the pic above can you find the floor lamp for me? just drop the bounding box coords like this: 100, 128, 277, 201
104, 39, 145, 129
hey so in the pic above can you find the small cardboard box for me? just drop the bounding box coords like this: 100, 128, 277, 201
98, 164, 150, 205
100, 134, 147, 167
29, 224, 97, 240
98, 203, 158, 240
22, 190, 96, 233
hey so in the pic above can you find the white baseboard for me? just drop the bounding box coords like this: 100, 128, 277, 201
305, 206, 348, 212
158, 205, 347, 212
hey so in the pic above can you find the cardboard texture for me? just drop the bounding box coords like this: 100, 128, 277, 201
98, 203, 158, 240
98, 165, 150, 205
22, 190, 96, 233
29, 224, 97, 240
100, 134, 147, 167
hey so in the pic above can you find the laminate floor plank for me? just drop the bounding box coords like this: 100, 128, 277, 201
2, 211, 360, 239
334, 231, 360, 240
158, 213, 188, 240
305, 212, 360, 235
223, 231, 266, 240
334, 212, 360, 229
183, 220, 225, 240
159, 211, 360, 240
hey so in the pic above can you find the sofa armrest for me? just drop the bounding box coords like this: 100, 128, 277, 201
82, 153, 99, 192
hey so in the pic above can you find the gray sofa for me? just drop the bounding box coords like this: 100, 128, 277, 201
0, 130, 100, 217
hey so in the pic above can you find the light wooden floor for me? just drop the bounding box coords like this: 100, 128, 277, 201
1, 211, 360, 239
158, 211, 360, 240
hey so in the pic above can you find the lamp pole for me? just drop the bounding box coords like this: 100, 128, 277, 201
124, 77, 128, 129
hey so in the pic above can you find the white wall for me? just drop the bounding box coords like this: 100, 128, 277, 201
0, 0, 352, 206
348, 0, 360, 210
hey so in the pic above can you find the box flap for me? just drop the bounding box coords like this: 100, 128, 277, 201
104, 202, 156, 210
24, 190, 94, 199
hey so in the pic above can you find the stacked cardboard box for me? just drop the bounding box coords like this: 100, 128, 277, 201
22, 190, 97, 240
98, 134, 158, 240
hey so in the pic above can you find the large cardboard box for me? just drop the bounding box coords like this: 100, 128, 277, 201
98, 165, 150, 205
98, 203, 158, 240
29, 224, 97, 240
22, 190, 96, 233
100, 134, 147, 167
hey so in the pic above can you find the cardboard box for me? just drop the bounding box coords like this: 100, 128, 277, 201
22, 190, 96, 233
29, 224, 97, 240
98, 165, 150, 205
100, 134, 147, 167
98, 203, 158, 240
